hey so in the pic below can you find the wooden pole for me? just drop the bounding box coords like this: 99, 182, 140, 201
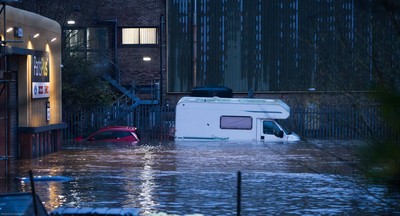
237, 171, 241, 216
29, 170, 38, 216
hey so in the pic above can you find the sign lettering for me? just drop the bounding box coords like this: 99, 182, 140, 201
31, 52, 50, 99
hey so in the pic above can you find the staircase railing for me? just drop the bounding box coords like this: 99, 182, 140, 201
101, 61, 159, 125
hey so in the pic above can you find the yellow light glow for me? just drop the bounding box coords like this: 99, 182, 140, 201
6, 27, 13, 33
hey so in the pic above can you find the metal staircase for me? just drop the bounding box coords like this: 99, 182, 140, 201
101, 61, 159, 125
102, 73, 141, 107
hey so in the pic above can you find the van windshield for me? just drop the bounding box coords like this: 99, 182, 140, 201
275, 120, 293, 135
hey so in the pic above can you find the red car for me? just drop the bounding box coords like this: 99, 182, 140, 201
74, 126, 140, 142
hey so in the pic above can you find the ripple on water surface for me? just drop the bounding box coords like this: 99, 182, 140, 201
9, 140, 400, 215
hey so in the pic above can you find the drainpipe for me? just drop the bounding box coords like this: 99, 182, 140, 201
160, 14, 164, 106
1, 3, 8, 171
112, 19, 118, 83
193, 0, 197, 87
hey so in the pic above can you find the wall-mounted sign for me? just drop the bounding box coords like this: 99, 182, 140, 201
32, 82, 50, 98
46, 101, 50, 122
31, 51, 50, 99
14, 27, 23, 38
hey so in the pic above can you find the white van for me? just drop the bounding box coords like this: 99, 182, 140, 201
174, 96, 300, 142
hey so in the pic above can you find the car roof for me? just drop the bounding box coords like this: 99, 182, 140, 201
98, 126, 137, 132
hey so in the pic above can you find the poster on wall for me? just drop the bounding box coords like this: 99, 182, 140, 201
31, 51, 50, 99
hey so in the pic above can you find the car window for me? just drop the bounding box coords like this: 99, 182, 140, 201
113, 131, 132, 138
92, 131, 115, 140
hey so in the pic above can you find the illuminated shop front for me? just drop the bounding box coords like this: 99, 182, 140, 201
0, 5, 66, 162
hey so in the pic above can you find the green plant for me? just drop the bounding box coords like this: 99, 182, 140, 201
62, 55, 117, 109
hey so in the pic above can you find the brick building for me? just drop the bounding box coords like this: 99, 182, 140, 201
90, 0, 166, 92
11, 0, 167, 104
10, 1, 399, 100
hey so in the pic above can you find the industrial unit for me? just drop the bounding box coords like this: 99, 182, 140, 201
0, 4, 66, 171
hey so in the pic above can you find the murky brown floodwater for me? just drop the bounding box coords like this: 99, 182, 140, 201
2, 140, 400, 215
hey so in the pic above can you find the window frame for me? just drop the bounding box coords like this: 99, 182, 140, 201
118, 26, 159, 47
63, 27, 110, 60
220, 115, 253, 130
262, 120, 281, 135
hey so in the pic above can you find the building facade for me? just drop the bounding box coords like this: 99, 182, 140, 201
0, 4, 65, 168
167, 0, 399, 93
62, 0, 166, 93
7, 1, 398, 142
11, 0, 399, 97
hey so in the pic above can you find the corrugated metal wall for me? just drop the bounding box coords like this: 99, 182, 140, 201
167, 0, 397, 93
167, 0, 194, 92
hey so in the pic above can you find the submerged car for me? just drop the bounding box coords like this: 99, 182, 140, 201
74, 126, 140, 142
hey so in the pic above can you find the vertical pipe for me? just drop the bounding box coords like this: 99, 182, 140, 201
3, 3, 8, 174
193, 0, 197, 87
114, 19, 119, 83
2, 3, 5, 43
4, 81, 7, 173
237, 171, 241, 216
160, 14, 164, 105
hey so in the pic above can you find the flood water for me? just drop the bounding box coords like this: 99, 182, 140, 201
4, 140, 400, 215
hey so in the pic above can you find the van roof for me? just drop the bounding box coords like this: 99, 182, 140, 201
177, 96, 291, 119
178, 96, 287, 106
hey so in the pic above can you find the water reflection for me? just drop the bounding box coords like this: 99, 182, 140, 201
2, 140, 400, 215
137, 146, 158, 214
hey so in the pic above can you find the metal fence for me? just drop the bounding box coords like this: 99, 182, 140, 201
62, 105, 175, 141
287, 105, 394, 140
62, 104, 395, 142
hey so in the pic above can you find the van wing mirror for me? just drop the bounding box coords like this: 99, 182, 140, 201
274, 130, 284, 138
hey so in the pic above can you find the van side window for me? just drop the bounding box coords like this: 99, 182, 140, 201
220, 116, 252, 130
263, 121, 279, 134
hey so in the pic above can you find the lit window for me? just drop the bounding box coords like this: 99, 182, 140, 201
122, 27, 157, 45
122, 28, 139, 44
140, 28, 157, 44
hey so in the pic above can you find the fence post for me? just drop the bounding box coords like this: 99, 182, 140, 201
237, 171, 241, 216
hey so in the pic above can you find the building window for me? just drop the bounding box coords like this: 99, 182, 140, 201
64, 27, 110, 65
64, 27, 109, 51
121, 27, 157, 45
65, 29, 85, 50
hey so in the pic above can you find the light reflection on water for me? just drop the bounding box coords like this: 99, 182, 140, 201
5, 140, 400, 215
